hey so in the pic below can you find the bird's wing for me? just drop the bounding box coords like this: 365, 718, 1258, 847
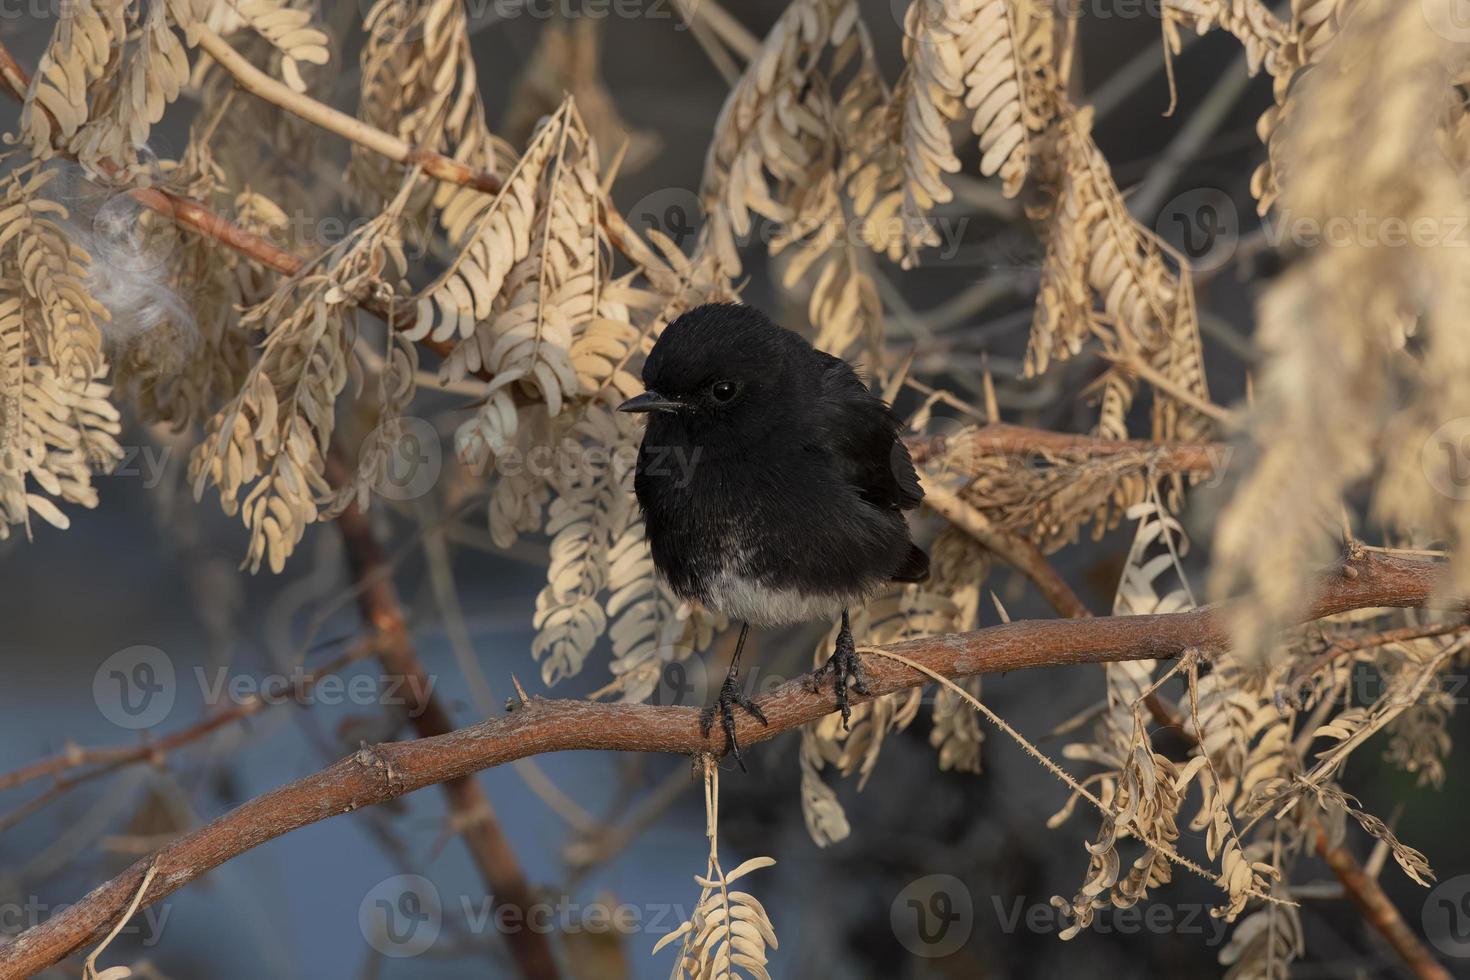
892, 542, 931, 582
810, 351, 925, 512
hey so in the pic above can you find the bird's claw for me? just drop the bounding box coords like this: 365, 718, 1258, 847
808, 614, 868, 729
701, 667, 768, 772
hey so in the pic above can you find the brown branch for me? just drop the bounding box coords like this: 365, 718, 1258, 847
0, 552, 1447, 978
331, 469, 559, 980
194, 28, 504, 198
187, 28, 662, 281
0, 44, 25, 103
1314, 828, 1452, 980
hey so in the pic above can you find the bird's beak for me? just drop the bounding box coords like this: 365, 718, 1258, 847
618, 391, 682, 414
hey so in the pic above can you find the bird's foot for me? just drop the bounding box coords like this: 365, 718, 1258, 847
807, 613, 869, 729
700, 666, 768, 772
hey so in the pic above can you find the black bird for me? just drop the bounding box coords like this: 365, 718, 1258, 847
619, 303, 928, 767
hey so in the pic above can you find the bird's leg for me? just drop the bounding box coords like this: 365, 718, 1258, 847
807, 608, 870, 729
699, 622, 768, 771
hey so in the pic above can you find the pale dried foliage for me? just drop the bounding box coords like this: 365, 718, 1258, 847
1028, 100, 1213, 443
655, 764, 780, 980
1212, 0, 1470, 660
1052, 506, 1198, 935
189, 178, 413, 572
5, 0, 1469, 973
353, 0, 514, 233
0, 161, 121, 539
1053, 502, 1459, 968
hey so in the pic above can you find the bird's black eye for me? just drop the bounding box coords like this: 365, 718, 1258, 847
710, 380, 738, 403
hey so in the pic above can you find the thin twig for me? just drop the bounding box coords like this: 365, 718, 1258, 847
0, 641, 374, 794
1285, 619, 1470, 701
195, 28, 503, 195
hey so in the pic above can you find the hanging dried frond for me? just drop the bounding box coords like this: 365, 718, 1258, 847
2, 165, 108, 385
925, 526, 988, 772
0, 162, 120, 539
841, 0, 983, 267
654, 765, 779, 980
15, 0, 128, 164
1053, 505, 1195, 933
1247, 0, 1356, 212
1384, 686, 1454, 789
0, 351, 124, 540
1162, 0, 1291, 76
964, 0, 1056, 197
442, 105, 600, 470
189, 185, 411, 572
798, 725, 852, 846
1026, 101, 1213, 441
72, 0, 198, 178
320, 331, 420, 519
532, 410, 626, 685
1213, 0, 1470, 660
1275, 636, 1468, 837
485, 405, 553, 549
353, 0, 515, 228
700, 0, 839, 275
222, 0, 330, 93
1219, 898, 1304, 980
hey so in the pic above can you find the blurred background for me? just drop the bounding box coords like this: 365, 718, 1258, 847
2, 1, 1468, 977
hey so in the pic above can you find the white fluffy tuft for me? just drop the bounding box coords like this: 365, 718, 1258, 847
44, 160, 198, 350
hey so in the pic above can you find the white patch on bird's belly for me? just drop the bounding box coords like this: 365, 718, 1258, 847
702, 568, 862, 627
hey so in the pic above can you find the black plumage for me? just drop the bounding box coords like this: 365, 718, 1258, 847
619, 303, 928, 765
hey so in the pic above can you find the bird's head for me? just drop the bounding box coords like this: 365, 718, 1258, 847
618, 303, 809, 447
